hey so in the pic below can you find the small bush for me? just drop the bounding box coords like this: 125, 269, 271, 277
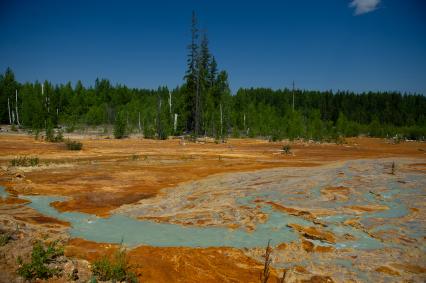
282, 144, 291, 155
34, 129, 40, 140
10, 156, 39, 167
114, 113, 127, 139
46, 128, 64, 143
92, 246, 137, 283
131, 154, 139, 161
65, 125, 75, 133
157, 131, 168, 140
143, 127, 156, 139
55, 130, 64, 142
269, 131, 282, 142
16, 241, 64, 281
0, 233, 12, 246
11, 124, 18, 132
335, 136, 346, 145
65, 139, 83, 150
45, 122, 55, 142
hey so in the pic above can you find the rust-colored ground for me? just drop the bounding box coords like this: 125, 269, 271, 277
65, 238, 274, 283
0, 133, 425, 282
0, 134, 424, 216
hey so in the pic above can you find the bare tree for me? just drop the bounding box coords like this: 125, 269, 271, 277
7, 97, 11, 125
138, 112, 142, 133
220, 103, 223, 141
15, 89, 20, 126
260, 240, 272, 283
174, 113, 178, 133
195, 61, 201, 136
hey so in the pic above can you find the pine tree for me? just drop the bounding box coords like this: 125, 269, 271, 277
114, 111, 127, 139
184, 11, 199, 133
208, 56, 218, 88
198, 31, 212, 135
1, 68, 17, 124
199, 31, 211, 88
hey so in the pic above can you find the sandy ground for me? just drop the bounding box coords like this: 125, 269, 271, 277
0, 131, 425, 282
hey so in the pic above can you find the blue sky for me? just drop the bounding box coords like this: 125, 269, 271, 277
1, 0, 425, 94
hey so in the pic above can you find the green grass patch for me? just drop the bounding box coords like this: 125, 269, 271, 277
46, 129, 64, 143
91, 245, 137, 283
16, 241, 64, 281
65, 139, 83, 150
0, 233, 12, 246
10, 156, 39, 167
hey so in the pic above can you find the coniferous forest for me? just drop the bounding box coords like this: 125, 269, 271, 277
1, 12, 425, 141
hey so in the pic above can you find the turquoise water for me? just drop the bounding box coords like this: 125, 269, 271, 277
0, 187, 8, 198
2, 187, 309, 248
1, 159, 421, 249
0, 186, 383, 249
0, 187, 377, 249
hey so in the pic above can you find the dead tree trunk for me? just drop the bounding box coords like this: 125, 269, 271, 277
168, 91, 172, 115
7, 97, 12, 125
174, 113, 178, 133
15, 89, 20, 126
243, 113, 246, 133
220, 103, 223, 141
260, 240, 272, 283
195, 73, 200, 136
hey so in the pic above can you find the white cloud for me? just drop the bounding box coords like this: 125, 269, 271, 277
349, 0, 381, 15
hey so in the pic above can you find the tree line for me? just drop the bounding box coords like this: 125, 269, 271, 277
0, 12, 425, 141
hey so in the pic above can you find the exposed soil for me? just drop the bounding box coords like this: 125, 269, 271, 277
0, 132, 425, 282
1, 134, 424, 216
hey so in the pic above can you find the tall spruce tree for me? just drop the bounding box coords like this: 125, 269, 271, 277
1, 68, 18, 124
184, 11, 199, 133
199, 31, 212, 135
208, 56, 218, 88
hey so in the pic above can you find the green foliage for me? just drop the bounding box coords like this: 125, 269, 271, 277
45, 121, 63, 142
114, 112, 127, 139
86, 105, 106, 125
10, 156, 39, 167
269, 132, 281, 142
53, 130, 64, 142
131, 154, 139, 161
65, 125, 75, 133
0, 233, 12, 246
91, 246, 137, 283
45, 121, 54, 141
16, 241, 64, 281
2, 24, 426, 144
143, 125, 156, 139
65, 139, 83, 150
